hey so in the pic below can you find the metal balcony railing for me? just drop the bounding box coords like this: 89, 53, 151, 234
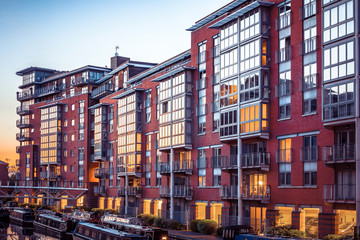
117, 165, 141, 177
276, 12, 291, 30
159, 162, 171, 174
323, 145, 355, 163
323, 184, 355, 202
16, 105, 30, 115
300, 146, 318, 161
221, 155, 238, 169
16, 133, 30, 141
300, 36, 317, 55
118, 186, 142, 197
36, 86, 61, 97
91, 83, 114, 99
94, 168, 110, 178
276, 149, 292, 163
275, 46, 291, 63
39, 172, 61, 179
173, 160, 193, 175
241, 153, 270, 169
220, 185, 238, 200
16, 119, 30, 128
159, 185, 193, 200
94, 185, 107, 196
241, 185, 270, 201
17, 90, 37, 101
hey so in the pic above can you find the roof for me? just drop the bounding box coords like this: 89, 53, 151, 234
209, 1, 274, 29
16, 67, 58, 76
44, 65, 111, 82
151, 66, 196, 82
96, 61, 156, 84
112, 88, 144, 100
186, 0, 249, 31
126, 50, 191, 85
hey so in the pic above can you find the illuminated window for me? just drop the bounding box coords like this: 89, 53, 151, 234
300, 207, 320, 238
196, 202, 207, 220
210, 203, 222, 224
107, 197, 113, 209
240, 103, 269, 134
276, 206, 293, 226
99, 197, 105, 209
154, 200, 162, 217
61, 195, 68, 210
336, 210, 356, 234
143, 199, 151, 215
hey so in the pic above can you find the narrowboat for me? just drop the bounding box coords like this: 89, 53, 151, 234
73, 222, 147, 240
9, 209, 35, 227
34, 213, 76, 240
102, 214, 168, 240
65, 210, 101, 224
10, 223, 34, 237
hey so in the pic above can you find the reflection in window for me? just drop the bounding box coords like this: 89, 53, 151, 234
323, 81, 354, 120
240, 10, 260, 41
220, 22, 238, 50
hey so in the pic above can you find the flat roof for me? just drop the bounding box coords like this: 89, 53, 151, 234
16, 67, 58, 76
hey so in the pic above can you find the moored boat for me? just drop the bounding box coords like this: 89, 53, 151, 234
73, 222, 147, 240
9, 209, 34, 227
102, 214, 168, 240
34, 213, 76, 240
65, 210, 101, 224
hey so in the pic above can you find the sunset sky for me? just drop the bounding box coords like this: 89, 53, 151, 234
0, 0, 226, 166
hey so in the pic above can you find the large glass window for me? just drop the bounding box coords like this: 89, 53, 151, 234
220, 48, 238, 79
240, 103, 269, 134
220, 110, 237, 138
323, 81, 354, 120
240, 39, 260, 72
303, 26, 317, 54
145, 90, 151, 123
240, 9, 260, 42
303, 63, 317, 115
198, 150, 206, 187
278, 3, 291, 29
323, 0, 354, 43
220, 79, 237, 108
198, 89, 206, 134
323, 41, 354, 82
303, 0, 316, 19
220, 21, 238, 50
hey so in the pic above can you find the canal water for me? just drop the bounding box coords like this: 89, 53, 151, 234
0, 221, 58, 240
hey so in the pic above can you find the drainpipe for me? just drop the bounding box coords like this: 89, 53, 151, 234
355, 0, 360, 234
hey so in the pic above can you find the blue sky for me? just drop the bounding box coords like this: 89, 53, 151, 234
0, 0, 227, 165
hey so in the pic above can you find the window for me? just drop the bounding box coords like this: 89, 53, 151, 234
278, 138, 292, 163
278, 37, 291, 62
71, 134, 75, 141
279, 71, 291, 119
196, 202, 207, 220
240, 71, 268, 103
240, 39, 261, 72
78, 147, 85, 161
198, 150, 206, 187
64, 134, 68, 142
198, 89, 206, 134
303, 0, 316, 19
303, 63, 317, 115
71, 104, 75, 111
162, 102, 168, 113
240, 103, 269, 134
64, 119, 68, 127
303, 136, 318, 161
70, 165, 74, 172
323, 1, 354, 43
323, 41, 354, 82
123, 69, 128, 83
64, 104, 68, 112
115, 75, 119, 90
213, 148, 221, 186
220, 79, 237, 108
220, 110, 237, 137
198, 42, 206, 64
156, 86, 160, 120
71, 119, 75, 126
323, 81, 354, 120
303, 26, 317, 54
70, 88, 75, 97
70, 150, 74, 157
64, 149, 68, 157
64, 164, 67, 172
278, 3, 291, 29
145, 172, 151, 186
279, 163, 291, 186
220, 48, 238, 79
220, 21, 238, 50
304, 162, 317, 186
145, 90, 151, 123
240, 9, 260, 41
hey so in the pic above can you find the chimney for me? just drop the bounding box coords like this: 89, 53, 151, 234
111, 56, 130, 70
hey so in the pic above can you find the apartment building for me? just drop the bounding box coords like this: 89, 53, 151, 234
13, 0, 359, 238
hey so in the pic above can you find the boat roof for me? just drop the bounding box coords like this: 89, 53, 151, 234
78, 222, 144, 237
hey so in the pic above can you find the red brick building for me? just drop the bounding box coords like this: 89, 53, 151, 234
13, 0, 359, 238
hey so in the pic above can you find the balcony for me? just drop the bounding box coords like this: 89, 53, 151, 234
241, 153, 270, 170
17, 90, 37, 101
93, 151, 107, 162
16, 146, 21, 153
117, 165, 141, 178
159, 185, 193, 200
241, 185, 270, 202
275, 46, 291, 64
323, 145, 355, 164
16, 106, 31, 115
221, 155, 238, 170
276, 12, 291, 30
16, 119, 30, 128
37, 86, 61, 97
174, 161, 193, 175
324, 184, 355, 203
300, 36, 317, 55
159, 162, 170, 174
91, 83, 114, 99
94, 186, 107, 197
16, 133, 30, 142
118, 186, 142, 198
94, 168, 110, 178
16, 159, 21, 167
39, 172, 61, 180
220, 185, 238, 200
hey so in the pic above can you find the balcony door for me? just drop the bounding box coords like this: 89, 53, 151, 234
334, 129, 355, 159
335, 170, 355, 200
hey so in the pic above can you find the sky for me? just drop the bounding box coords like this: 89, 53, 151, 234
0, 0, 227, 166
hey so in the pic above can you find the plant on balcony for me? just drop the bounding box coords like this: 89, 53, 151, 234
264, 225, 305, 238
